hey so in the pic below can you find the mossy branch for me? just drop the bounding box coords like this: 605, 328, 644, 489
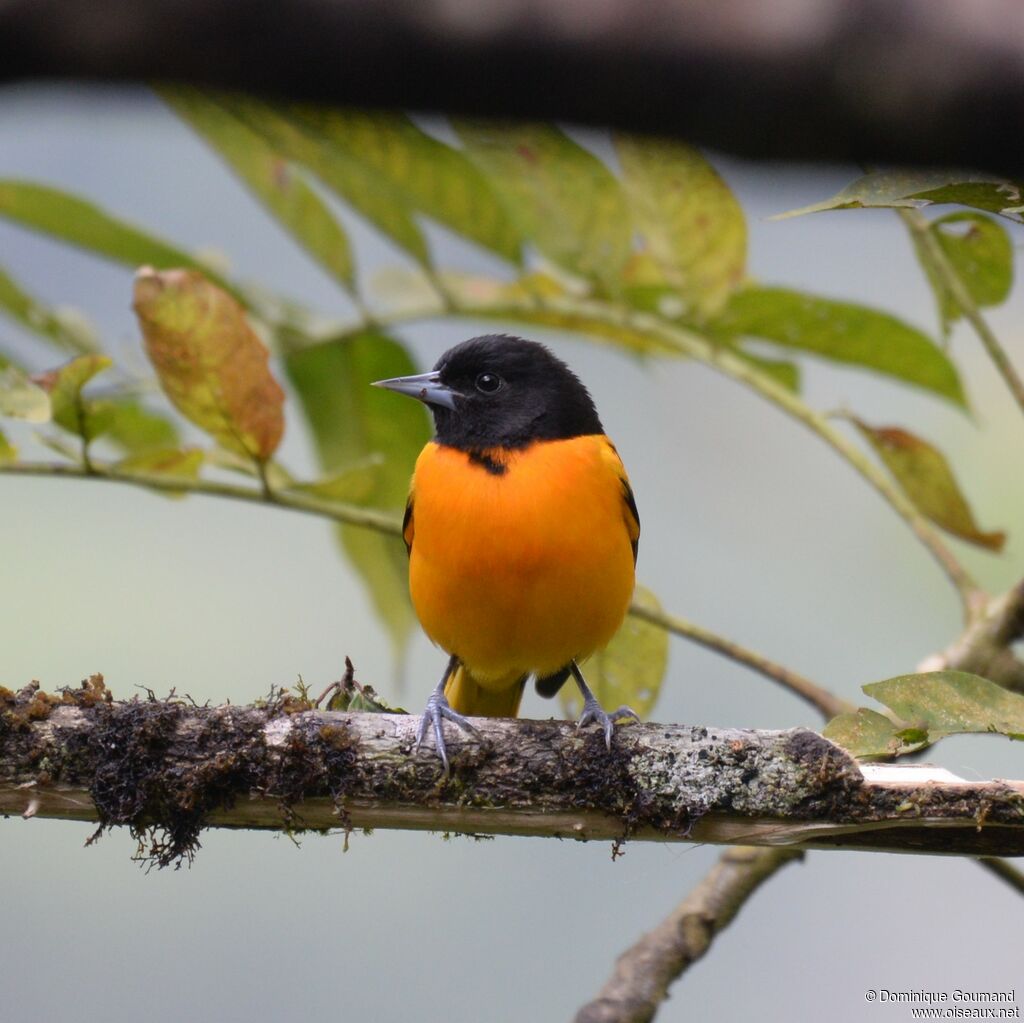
2, 689, 1023, 868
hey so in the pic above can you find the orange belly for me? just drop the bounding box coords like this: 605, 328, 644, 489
408, 436, 636, 689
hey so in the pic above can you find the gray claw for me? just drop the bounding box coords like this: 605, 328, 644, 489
576, 698, 639, 750
414, 687, 480, 773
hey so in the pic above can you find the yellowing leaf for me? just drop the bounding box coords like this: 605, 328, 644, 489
133, 267, 285, 462
822, 708, 913, 759
616, 136, 747, 320
162, 89, 356, 290
853, 418, 1005, 550
560, 584, 668, 722
32, 354, 112, 438
456, 121, 631, 292
0, 426, 15, 463
0, 366, 50, 422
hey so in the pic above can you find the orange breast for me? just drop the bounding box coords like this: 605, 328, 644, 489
407, 435, 636, 688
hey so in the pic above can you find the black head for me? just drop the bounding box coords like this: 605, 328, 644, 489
374, 334, 604, 451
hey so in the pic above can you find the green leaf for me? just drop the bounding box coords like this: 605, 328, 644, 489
114, 447, 205, 498
456, 121, 631, 291
283, 456, 383, 506
559, 584, 668, 722
718, 286, 966, 406
88, 399, 181, 455
867, 671, 1024, 739
162, 89, 356, 290
290, 108, 523, 264
616, 136, 746, 320
908, 212, 1014, 334
0, 366, 50, 422
133, 268, 285, 463
730, 347, 800, 393
285, 330, 431, 660
774, 170, 1024, 223
0, 181, 232, 289
0, 264, 100, 354
32, 354, 112, 438
822, 708, 913, 758
825, 671, 1024, 759
218, 96, 430, 265
852, 417, 1005, 550
0, 426, 15, 463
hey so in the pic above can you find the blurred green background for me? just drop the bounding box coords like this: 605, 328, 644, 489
1, 85, 1021, 1022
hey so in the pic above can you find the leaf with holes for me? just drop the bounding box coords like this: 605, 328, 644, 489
560, 585, 668, 722
852, 418, 1004, 550
133, 268, 285, 463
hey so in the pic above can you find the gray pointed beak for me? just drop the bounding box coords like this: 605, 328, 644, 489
371, 370, 460, 411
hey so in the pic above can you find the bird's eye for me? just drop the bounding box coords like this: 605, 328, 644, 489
475, 372, 503, 394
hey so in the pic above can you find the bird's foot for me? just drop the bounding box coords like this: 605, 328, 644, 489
413, 686, 480, 775
576, 696, 639, 749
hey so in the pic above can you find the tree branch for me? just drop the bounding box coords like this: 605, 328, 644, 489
3, 0, 1024, 177
2, 689, 1023, 867
574, 846, 802, 1023
978, 856, 1024, 898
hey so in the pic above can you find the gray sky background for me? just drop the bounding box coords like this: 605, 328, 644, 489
1, 84, 1021, 1023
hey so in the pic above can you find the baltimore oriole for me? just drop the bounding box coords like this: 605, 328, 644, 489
374, 334, 639, 769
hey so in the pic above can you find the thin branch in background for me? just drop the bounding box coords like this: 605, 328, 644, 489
977, 857, 1024, 898
629, 601, 853, 720
898, 208, 1024, 419
574, 847, 803, 1023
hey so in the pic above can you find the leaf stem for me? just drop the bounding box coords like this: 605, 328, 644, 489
898, 207, 1024, 419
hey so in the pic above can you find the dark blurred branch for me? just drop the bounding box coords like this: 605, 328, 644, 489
2, 0, 1024, 175
574, 847, 802, 1023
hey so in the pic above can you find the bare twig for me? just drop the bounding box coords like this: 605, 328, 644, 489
629, 602, 853, 720
574, 847, 802, 1023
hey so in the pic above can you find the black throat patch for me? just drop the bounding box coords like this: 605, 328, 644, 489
467, 450, 508, 476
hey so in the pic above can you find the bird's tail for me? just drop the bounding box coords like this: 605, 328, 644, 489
444, 664, 526, 718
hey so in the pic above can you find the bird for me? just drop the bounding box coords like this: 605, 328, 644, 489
373, 334, 640, 771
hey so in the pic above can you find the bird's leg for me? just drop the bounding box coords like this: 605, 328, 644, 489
570, 661, 639, 749
414, 654, 481, 773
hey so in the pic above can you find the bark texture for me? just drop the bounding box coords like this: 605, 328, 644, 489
2, 684, 1022, 866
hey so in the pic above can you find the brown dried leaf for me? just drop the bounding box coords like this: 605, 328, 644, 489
853, 418, 1005, 551
133, 267, 284, 462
